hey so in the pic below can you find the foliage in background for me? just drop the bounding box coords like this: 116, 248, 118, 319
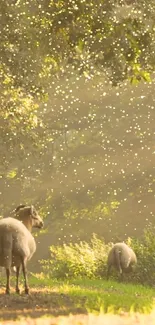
1, 0, 155, 249
128, 228, 155, 285
40, 234, 111, 279
40, 227, 155, 286
1, 0, 154, 89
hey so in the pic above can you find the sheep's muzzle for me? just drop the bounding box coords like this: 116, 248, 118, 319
38, 220, 44, 228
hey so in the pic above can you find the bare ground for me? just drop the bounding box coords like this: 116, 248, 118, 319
0, 287, 86, 321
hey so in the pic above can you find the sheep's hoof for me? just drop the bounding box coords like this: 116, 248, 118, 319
16, 288, 20, 295
25, 288, 29, 295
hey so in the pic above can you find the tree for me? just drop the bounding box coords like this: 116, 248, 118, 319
0, 0, 155, 249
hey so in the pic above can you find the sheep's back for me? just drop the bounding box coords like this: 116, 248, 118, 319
0, 217, 36, 266
128, 247, 137, 264
108, 243, 137, 269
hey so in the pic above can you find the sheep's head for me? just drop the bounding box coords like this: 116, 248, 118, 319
15, 204, 44, 231
124, 266, 133, 274
29, 205, 44, 229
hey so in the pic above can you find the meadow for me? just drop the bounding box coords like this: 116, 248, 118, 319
0, 274, 155, 324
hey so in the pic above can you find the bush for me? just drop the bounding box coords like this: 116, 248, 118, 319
127, 229, 155, 285
39, 228, 155, 285
39, 234, 111, 279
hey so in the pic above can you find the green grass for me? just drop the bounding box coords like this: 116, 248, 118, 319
28, 274, 155, 314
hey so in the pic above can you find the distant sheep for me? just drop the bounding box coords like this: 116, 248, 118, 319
0, 204, 43, 294
107, 242, 137, 280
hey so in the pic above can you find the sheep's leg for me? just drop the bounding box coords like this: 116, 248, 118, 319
107, 264, 112, 280
118, 270, 124, 282
21, 260, 29, 295
16, 266, 20, 294
5, 268, 10, 295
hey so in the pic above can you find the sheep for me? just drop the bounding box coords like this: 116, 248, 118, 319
0, 204, 43, 295
107, 242, 137, 280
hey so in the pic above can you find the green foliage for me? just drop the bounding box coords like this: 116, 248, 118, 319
1, 0, 155, 88
1, 0, 155, 255
0, 63, 41, 177
127, 229, 155, 285
39, 234, 111, 279
40, 228, 155, 286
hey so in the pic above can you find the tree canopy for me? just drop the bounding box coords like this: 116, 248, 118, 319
1, 0, 155, 251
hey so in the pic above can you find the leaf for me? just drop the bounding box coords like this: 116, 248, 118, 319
141, 71, 152, 83
6, 168, 18, 179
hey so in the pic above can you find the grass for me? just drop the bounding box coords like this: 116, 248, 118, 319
28, 274, 155, 314
0, 274, 155, 324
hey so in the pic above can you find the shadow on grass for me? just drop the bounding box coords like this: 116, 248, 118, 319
0, 288, 87, 321
0, 277, 154, 321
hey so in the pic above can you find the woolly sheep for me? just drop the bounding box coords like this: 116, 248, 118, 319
0, 204, 43, 294
107, 242, 137, 280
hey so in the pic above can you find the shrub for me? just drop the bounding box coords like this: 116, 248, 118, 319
39, 227, 155, 285
127, 229, 155, 285
39, 234, 111, 279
